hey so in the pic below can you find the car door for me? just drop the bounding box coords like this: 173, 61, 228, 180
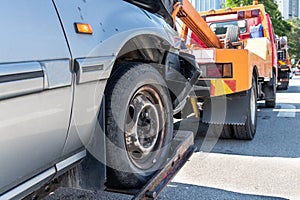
0, 1, 73, 194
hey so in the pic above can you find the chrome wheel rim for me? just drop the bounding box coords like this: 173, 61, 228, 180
125, 86, 165, 169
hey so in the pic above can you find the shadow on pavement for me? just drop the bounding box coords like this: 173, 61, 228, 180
45, 187, 131, 200
159, 182, 287, 200
174, 76, 300, 158
174, 101, 300, 158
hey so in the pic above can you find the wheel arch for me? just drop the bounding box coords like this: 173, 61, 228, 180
112, 34, 174, 73
109, 34, 189, 109
107, 34, 199, 110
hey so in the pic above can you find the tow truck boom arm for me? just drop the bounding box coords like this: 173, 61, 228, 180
172, 0, 221, 48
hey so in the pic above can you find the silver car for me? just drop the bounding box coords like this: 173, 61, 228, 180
0, 0, 199, 199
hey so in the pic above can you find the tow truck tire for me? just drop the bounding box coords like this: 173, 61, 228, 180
233, 77, 257, 140
207, 124, 232, 139
282, 78, 289, 90
220, 125, 233, 139
225, 25, 240, 43
105, 63, 173, 188
265, 99, 275, 108
280, 82, 289, 90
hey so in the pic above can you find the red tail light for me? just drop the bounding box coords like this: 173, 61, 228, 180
238, 11, 245, 19
245, 10, 252, 18
200, 63, 233, 78
207, 64, 223, 77
238, 9, 260, 19
251, 9, 260, 17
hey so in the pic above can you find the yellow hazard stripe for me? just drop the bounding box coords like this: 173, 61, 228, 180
211, 80, 234, 97
278, 60, 286, 65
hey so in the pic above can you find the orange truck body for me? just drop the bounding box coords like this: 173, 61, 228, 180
193, 38, 273, 97
191, 3, 276, 97
173, 0, 278, 138
174, 0, 277, 96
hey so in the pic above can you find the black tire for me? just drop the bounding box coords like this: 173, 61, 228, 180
220, 124, 233, 139
225, 25, 240, 43
265, 72, 276, 108
279, 82, 289, 90
105, 63, 173, 189
265, 100, 275, 108
233, 77, 257, 140
205, 124, 233, 139
283, 79, 289, 90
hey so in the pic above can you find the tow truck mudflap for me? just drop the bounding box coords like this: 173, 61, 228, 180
105, 130, 196, 200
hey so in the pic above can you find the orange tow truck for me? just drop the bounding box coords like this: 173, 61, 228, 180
173, 0, 278, 139
277, 36, 291, 90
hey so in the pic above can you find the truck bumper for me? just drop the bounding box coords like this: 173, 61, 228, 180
278, 65, 290, 83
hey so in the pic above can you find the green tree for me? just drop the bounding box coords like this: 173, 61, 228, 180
286, 18, 300, 60
225, 0, 252, 7
225, 0, 292, 36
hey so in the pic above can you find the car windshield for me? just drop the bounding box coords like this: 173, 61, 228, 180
210, 20, 247, 35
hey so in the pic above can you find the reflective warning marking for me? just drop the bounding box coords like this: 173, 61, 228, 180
210, 80, 236, 97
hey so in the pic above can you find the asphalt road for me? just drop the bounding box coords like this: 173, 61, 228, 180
46, 76, 300, 200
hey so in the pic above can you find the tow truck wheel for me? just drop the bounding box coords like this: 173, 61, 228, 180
265, 100, 275, 108
225, 25, 240, 48
282, 74, 289, 90
105, 63, 173, 188
233, 77, 257, 140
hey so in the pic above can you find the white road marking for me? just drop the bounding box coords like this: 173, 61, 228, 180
276, 104, 296, 118
173, 152, 300, 200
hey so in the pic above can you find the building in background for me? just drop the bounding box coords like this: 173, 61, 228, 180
275, 0, 289, 19
275, 0, 300, 19
289, 0, 300, 18
190, 0, 225, 11
190, 0, 300, 19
